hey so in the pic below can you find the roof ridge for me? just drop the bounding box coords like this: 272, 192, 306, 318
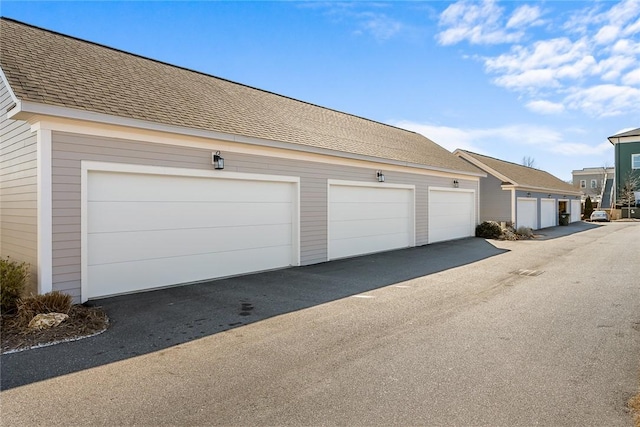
0, 16, 421, 138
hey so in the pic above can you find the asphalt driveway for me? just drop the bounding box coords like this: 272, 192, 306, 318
1, 221, 638, 426
2, 232, 509, 390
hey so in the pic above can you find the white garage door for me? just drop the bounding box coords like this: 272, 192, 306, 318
540, 199, 556, 228
517, 198, 537, 230
428, 188, 475, 244
83, 168, 298, 300
328, 182, 414, 260
570, 200, 581, 222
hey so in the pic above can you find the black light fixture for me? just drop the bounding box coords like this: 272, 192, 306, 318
453, 179, 459, 188
376, 170, 385, 182
548, 194, 551, 198
526, 192, 531, 197
212, 151, 224, 170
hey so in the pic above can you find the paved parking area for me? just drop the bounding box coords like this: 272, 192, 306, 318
1, 221, 638, 426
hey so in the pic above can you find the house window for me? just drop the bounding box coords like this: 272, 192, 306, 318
590, 179, 597, 188
632, 153, 640, 170
580, 180, 586, 188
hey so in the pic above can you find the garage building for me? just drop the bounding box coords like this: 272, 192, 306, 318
0, 18, 483, 302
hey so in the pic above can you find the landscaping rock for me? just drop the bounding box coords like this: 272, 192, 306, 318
28, 313, 69, 330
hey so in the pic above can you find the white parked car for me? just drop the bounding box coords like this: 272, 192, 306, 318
589, 210, 610, 222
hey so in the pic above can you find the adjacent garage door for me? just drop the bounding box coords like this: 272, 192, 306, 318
428, 188, 475, 244
517, 198, 537, 230
328, 181, 414, 260
83, 166, 298, 300
540, 199, 556, 228
570, 200, 581, 222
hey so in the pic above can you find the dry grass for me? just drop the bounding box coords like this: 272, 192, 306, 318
1, 304, 108, 353
630, 390, 640, 427
15, 291, 73, 326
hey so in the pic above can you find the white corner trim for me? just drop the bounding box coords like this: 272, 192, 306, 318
36, 128, 53, 295
80, 161, 301, 302
0, 67, 20, 108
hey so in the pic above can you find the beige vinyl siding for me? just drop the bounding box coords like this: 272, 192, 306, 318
52, 131, 478, 300
0, 81, 38, 293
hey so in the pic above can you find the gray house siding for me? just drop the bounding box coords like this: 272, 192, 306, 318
51, 131, 478, 300
0, 80, 38, 293
479, 174, 511, 223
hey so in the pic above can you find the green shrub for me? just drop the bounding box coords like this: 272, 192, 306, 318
16, 291, 73, 325
584, 196, 593, 220
516, 226, 534, 238
0, 257, 30, 313
476, 221, 503, 239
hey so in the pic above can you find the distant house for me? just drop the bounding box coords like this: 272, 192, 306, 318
608, 128, 640, 209
571, 167, 615, 208
454, 150, 582, 230
0, 18, 484, 302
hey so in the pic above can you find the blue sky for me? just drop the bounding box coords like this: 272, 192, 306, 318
2, 1, 639, 180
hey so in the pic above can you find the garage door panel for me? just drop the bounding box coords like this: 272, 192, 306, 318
88, 201, 292, 233
330, 186, 410, 204
330, 232, 412, 260
328, 184, 413, 259
571, 200, 581, 222
330, 217, 409, 240
517, 199, 537, 230
88, 224, 293, 265
86, 169, 297, 300
87, 244, 292, 299
428, 190, 475, 244
330, 202, 411, 222
89, 172, 292, 203
540, 199, 556, 228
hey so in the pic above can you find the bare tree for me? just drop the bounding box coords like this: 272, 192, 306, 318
617, 171, 640, 219
522, 156, 536, 168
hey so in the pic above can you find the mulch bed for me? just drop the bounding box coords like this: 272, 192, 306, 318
1, 305, 109, 354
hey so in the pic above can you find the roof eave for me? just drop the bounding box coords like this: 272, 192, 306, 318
12, 101, 485, 178
500, 183, 582, 197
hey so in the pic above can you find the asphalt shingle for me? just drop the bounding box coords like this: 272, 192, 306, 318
0, 18, 480, 175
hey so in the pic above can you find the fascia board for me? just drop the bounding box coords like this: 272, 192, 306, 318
14, 100, 485, 178
0, 66, 20, 113
501, 184, 582, 196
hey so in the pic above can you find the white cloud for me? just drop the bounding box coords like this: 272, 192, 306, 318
623, 67, 640, 85
549, 141, 612, 156
438, 0, 640, 116
437, 0, 526, 45
526, 100, 565, 114
506, 4, 543, 29
355, 12, 404, 40
594, 25, 620, 45
564, 84, 640, 116
389, 121, 484, 152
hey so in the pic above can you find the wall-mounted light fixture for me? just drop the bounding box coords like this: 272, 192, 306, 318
212, 151, 224, 170
453, 179, 459, 188
548, 194, 551, 198
526, 192, 531, 197
376, 170, 385, 182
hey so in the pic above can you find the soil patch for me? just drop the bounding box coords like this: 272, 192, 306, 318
1, 305, 108, 354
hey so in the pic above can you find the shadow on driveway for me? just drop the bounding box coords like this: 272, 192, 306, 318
2, 237, 507, 390
534, 221, 602, 240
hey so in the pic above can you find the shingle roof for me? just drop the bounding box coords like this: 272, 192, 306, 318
0, 18, 480, 175
456, 150, 580, 194
608, 127, 640, 141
